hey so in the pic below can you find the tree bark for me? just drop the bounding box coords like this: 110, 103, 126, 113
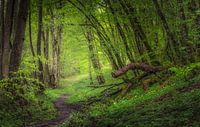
37, 0, 44, 83
2, 0, 14, 78
43, 29, 50, 84
50, 27, 58, 87
85, 25, 105, 85
29, 0, 35, 57
57, 26, 62, 84
9, 0, 29, 74
0, 0, 4, 78
112, 63, 166, 78
48, 7, 61, 87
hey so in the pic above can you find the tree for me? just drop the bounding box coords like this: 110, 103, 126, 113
2, 0, 14, 78
0, 0, 4, 78
9, 0, 30, 74
37, 0, 44, 83
85, 24, 105, 85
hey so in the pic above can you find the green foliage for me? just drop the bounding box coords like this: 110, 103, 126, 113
169, 62, 200, 79
0, 72, 56, 126
57, 65, 200, 127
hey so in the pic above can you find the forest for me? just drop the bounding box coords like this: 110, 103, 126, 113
0, 0, 200, 127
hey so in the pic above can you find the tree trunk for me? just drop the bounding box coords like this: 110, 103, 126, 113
112, 63, 166, 78
29, 0, 35, 57
2, 0, 14, 78
0, 0, 4, 78
50, 27, 58, 87
37, 0, 44, 83
9, 0, 29, 74
85, 26, 105, 85
57, 26, 62, 84
28, 1, 37, 78
43, 29, 50, 84
88, 58, 94, 85
48, 7, 61, 87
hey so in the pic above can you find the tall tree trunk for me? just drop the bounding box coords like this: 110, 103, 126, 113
57, 26, 62, 84
29, 0, 35, 57
0, 0, 4, 78
2, 0, 14, 78
43, 29, 50, 84
10, 0, 18, 42
28, 0, 37, 78
85, 26, 105, 85
50, 27, 58, 87
37, 0, 44, 83
177, 0, 195, 62
48, 7, 60, 87
9, 0, 29, 74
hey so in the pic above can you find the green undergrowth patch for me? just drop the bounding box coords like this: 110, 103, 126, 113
46, 70, 121, 103
58, 63, 200, 127
45, 74, 105, 103
0, 76, 57, 127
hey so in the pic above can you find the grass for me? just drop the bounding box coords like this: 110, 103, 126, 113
2, 63, 198, 127
45, 74, 105, 103
54, 65, 200, 127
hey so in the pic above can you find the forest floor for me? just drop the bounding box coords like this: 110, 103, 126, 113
27, 67, 200, 127
27, 94, 79, 127
55, 68, 200, 127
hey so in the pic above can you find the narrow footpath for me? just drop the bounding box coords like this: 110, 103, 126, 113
27, 94, 79, 127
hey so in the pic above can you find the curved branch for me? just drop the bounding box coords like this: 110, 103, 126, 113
112, 63, 167, 78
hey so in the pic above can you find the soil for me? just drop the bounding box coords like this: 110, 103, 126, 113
27, 94, 79, 127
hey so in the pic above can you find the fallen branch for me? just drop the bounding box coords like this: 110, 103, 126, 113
112, 62, 167, 78
88, 82, 124, 88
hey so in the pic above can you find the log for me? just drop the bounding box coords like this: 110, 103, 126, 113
112, 63, 166, 78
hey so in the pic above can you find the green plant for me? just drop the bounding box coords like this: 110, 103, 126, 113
0, 72, 56, 126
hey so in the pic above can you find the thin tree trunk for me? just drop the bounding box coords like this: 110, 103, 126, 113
9, 0, 29, 74
57, 26, 62, 84
50, 27, 58, 87
85, 26, 105, 85
28, 0, 37, 78
43, 29, 50, 84
88, 58, 94, 85
0, 0, 4, 78
37, 0, 44, 83
29, 0, 35, 57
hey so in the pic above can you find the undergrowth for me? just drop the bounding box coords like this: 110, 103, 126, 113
0, 72, 56, 127
57, 62, 200, 127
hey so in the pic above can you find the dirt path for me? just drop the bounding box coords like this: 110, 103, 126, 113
27, 94, 79, 127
